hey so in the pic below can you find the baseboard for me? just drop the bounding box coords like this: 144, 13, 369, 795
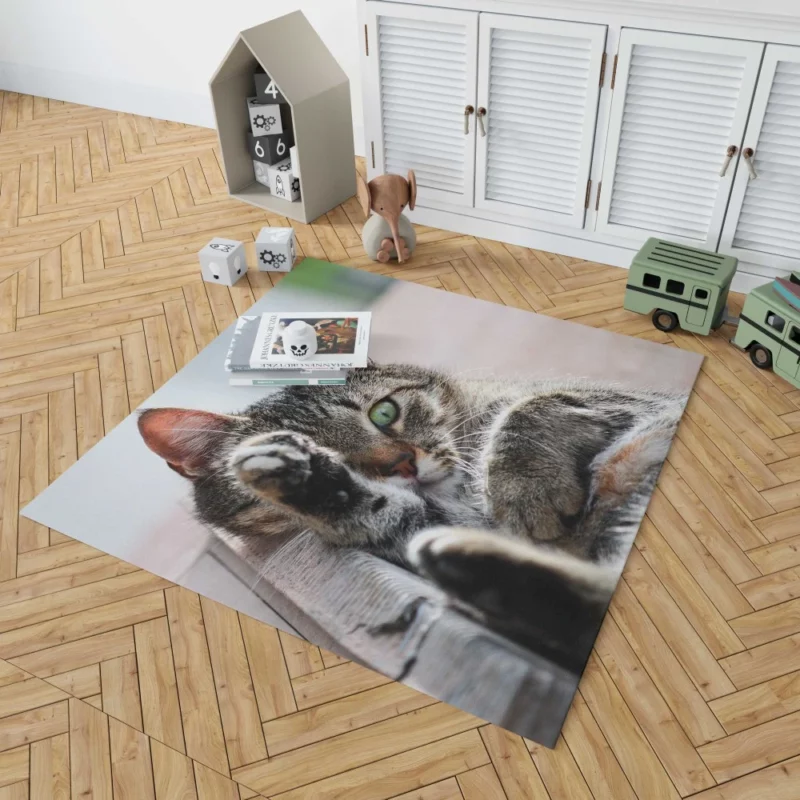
0, 61, 367, 156
409, 205, 774, 296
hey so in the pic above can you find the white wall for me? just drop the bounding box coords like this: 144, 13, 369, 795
0, 0, 365, 154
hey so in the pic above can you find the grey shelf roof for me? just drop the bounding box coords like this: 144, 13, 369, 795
210, 10, 356, 224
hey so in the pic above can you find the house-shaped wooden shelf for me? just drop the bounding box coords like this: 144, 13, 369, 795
210, 11, 356, 223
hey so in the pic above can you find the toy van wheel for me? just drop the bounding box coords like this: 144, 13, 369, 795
750, 344, 773, 370
652, 309, 679, 332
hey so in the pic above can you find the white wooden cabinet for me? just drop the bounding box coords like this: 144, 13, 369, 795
364, 2, 478, 207
359, 0, 800, 290
475, 15, 606, 228
720, 44, 800, 271
595, 29, 763, 249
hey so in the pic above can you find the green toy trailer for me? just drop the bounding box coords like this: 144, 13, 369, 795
624, 238, 738, 335
733, 275, 800, 383
623, 238, 800, 390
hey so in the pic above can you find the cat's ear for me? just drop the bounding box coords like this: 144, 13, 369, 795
137, 408, 242, 479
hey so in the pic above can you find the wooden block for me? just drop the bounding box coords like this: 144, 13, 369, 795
165, 587, 228, 774
0, 702, 68, 751
0, 746, 28, 790
109, 716, 156, 800
199, 597, 267, 768
238, 613, 296, 723
194, 763, 239, 800
17, 407, 50, 552
480, 725, 549, 800
135, 616, 185, 752
0, 431, 20, 581
264, 681, 433, 756
594, 615, 715, 794
698, 710, 800, 783
263, 729, 488, 800
278, 630, 323, 678
292, 661, 392, 710
151, 740, 197, 800
0, 677, 67, 719
30, 733, 70, 800
457, 764, 507, 800
98, 348, 129, 431
11, 626, 135, 678
48, 664, 101, 699
579, 654, 681, 800
74, 367, 104, 456
232, 703, 480, 796
101, 653, 143, 731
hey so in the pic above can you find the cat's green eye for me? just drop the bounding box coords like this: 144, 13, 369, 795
368, 399, 399, 428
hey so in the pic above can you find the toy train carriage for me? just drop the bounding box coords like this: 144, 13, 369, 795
624, 238, 738, 335
733, 274, 800, 383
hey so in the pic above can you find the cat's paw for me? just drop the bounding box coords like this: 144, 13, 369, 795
230, 431, 316, 499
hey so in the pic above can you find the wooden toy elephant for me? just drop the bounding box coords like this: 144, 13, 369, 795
357, 170, 417, 263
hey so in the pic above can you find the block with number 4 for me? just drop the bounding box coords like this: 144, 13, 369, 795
255, 227, 296, 272
247, 129, 294, 166
247, 97, 291, 136
254, 71, 287, 105
268, 158, 300, 201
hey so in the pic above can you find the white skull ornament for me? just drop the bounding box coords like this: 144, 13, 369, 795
282, 320, 318, 360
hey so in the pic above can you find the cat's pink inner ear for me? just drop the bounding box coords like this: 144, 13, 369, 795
138, 408, 234, 478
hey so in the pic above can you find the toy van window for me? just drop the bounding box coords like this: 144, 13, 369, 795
766, 311, 786, 333
790, 327, 800, 346
643, 273, 660, 289
666, 279, 685, 295
696, 288, 709, 300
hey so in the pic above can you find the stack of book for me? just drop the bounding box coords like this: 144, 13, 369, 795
224, 312, 371, 386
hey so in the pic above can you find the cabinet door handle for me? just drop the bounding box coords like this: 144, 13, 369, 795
743, 147, 758, 180
719, 144, 737, 177
477, 107, 487, 137
464, 105, 475, 135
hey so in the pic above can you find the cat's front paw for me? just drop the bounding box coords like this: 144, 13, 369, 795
231, 431, 316, 500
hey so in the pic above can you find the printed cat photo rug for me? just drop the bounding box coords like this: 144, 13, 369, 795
23, 259, 702, 749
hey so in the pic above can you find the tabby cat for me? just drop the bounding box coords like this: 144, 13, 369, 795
138, 363, 682, 672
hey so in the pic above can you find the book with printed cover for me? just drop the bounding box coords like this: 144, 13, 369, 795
249, 312, 371, 370
224, 316, 348, 385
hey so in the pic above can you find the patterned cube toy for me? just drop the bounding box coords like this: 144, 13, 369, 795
253, 161, 270, 189
255, 227, 296, 272
268, 158, 300, 201
247, 97, 291, 137
198, 238, 246, 285
247, 129, 294, 166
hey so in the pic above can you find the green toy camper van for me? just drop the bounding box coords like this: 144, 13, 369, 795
733, 274, 800, 383
624, 238, 738, 335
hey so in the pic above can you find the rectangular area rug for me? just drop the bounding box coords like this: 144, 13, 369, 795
23, 258, 702, 748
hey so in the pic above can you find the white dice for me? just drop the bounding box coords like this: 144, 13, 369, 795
198, 237, 246, 286
268, 158, 300, 201
255, 227, 296, 273
247, 97, 290, 137
253, 161, 270, 189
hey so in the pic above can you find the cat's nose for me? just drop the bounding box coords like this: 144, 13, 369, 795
389, 451, 417, 479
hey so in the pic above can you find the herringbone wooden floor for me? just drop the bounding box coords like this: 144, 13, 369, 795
1, 92, 799, 800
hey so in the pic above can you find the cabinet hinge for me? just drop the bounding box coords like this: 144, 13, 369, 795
371, 141, 376, 169
595, 181, 602, 211
599, 53, 607, 86
610, 54, 619, 89
584, 178, 592, 209
364, 24, 369, 56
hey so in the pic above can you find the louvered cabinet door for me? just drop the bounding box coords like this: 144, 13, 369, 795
364, 2, 478, 207
475, 15, 607, 228
720, 45, 800, 273
595, 30, 764, 248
